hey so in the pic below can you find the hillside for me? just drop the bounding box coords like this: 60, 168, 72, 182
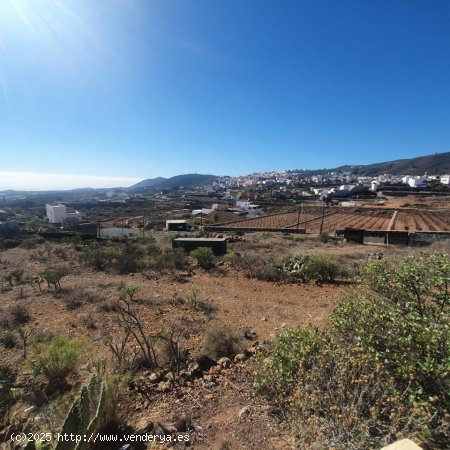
130, 174, 217, 190
129, 177, 167, 190
297, 152, 450, 176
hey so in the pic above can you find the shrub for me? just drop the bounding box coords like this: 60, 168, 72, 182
0, 331, 17, 349
190, 247, 214, 269
99, 300, 118, 312
237, 254, 285, 282
222, 252, 237, 263
10, 304, 30, 325
146, 243, 161, 257
115, 243, 144, 274
80, 242, 123, 271
280, 253, 343, 283
153, 249, 187, 272
256, 252, 450, 448
203, 323, 239, 359
28, 336, 83, 385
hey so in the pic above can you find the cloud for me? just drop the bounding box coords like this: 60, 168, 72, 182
0, 172, 141, 191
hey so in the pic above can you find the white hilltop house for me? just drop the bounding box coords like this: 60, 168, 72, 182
46, 204, 82, 225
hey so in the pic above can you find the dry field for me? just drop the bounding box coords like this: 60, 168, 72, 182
1, 230, 448, 449
1, 239, 354, 450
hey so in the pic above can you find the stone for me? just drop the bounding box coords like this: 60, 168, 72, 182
156, 381, 171, 393
234, 353, 247, 362
238, 406, 250, 419
244, 329, 257, 340
196, 355, 216, 372
217, 357, 232, 368
165, 372, 176, 382
148, 372, 160, 383
381, 439, 423, 450
179, 370, 193, 381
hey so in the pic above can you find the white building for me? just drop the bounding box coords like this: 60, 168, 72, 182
46, 204, 82, 225
407, 176, 427, 188
440, 175, 450, 185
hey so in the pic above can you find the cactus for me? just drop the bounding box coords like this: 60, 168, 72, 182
55, 374, 106, 450
24, 375, 106, 450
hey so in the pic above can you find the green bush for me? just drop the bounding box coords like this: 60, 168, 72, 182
280, 253, 343, 283
190, 247, 215, 269
28, 336, 83, 385
256, 252, 450, 448
153, 249, 187, 272
222, 251, 237, 263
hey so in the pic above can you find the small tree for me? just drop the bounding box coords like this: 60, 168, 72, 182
40, 268, 66, 293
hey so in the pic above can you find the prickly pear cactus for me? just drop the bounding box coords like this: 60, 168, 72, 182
24, 375, 106, 450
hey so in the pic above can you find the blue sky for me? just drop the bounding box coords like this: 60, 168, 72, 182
0, 0, 449, 189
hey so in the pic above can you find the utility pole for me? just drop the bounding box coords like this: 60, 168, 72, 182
296, 203, 302, 233
319, 205, 326, 236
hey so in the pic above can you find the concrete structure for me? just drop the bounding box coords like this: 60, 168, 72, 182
166, 219, 188, 231
46, 204, 82, 225
172, 237, 227, 255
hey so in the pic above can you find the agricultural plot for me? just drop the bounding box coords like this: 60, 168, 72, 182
210, 207, 450, 234
392, 210, 450, 232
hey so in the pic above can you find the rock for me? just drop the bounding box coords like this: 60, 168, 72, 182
165, 372, 176, 382
148, 372, 160, 383
217, 357, 232, 368
156, 381, 171, 393
209, 365, 222, 375
238, 406, 250, 419
203, 380, 216, 389
203, 374, 216, 383
281, 323, 287, 328
245, 347, 257, 357
381, 439, 423, 450
173, 416, 191, 432
179, 271, 192, 277
179, 370, 193, 381
244, 329, 257, 340
196, 355, 216, 372
234, 353, 247, 362
261, 317, 267, 321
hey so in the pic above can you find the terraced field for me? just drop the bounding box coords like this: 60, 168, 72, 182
208, 207, 450, 234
